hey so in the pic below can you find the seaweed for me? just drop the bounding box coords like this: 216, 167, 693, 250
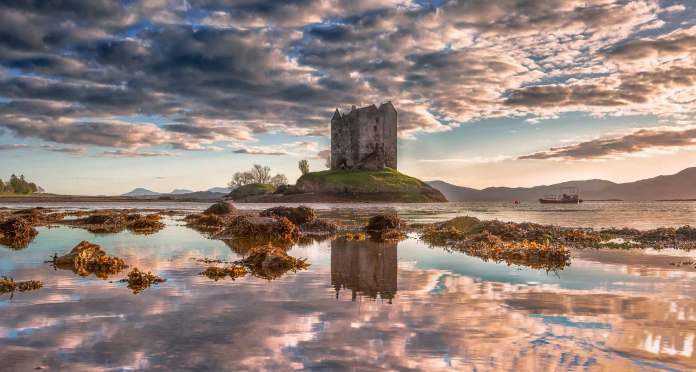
0, 218, 38, 249
120, 268, 166, 294
51, 241, 127, 279
0, 276, 43, 297
125, 214, 165, 235
260, 206, 316, 226
60, 211, 164, 235
218, 215, 299, 243
184, 213, 226, 233
420, 217, 572, 271
235, 244, 310, 280
342, 231, 367, 241
200, 265, 248, 281
364, 213, 406, 241
300, 219, 339, 235
10, 208, 65, 225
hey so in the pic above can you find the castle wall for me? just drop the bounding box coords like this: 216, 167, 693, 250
330, 102, 397, 171
330, 239, 398, 301
330, 111, 352, 169
380, 103, 397, 169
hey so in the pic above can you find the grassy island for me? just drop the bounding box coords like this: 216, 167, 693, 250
229, 168, 447, 203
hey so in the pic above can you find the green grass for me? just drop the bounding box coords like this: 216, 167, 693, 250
297, 168, 429, 192
229, 183, 276, 199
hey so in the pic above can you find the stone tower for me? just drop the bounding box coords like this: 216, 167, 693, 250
330, 102, 397, 170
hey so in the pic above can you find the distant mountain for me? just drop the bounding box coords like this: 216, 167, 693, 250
170, 189, 194, 194
207, 187, 232, 194
122, 188, 161, 197
429, 167, 696, 202
121, 187, 230, 198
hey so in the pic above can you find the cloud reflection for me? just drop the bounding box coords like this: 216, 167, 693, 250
0, 226, 695, 370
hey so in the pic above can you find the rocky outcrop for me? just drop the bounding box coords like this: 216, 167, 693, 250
260, 206, 316, 225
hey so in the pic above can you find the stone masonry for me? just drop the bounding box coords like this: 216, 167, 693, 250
330, 102, 397, 170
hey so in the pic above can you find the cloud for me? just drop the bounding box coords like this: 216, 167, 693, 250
0, 144, 30, 151
0, 143, 85, 155
0, 0, 694, 154
101, 150, 175, 158
233, 148, 285, 156
519, 127, 696, 160
232, 141, 323, 157
40, 145, 87, 155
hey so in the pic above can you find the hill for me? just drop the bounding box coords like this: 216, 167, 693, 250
429, 167, 696, 201
171, 189, 194, 194
122, 188, 160, 197
207, 187, 232, 194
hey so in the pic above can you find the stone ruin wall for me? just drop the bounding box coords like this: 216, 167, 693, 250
330, 102, 397, 170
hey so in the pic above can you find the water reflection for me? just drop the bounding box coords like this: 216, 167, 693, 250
331, 238, 397, 302
1, 223, 696, 370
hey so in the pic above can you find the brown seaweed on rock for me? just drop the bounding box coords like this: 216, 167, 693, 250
120, 268, 166, 294
200, 265, 248, 281
52, 241, 127, 279
0, 276, 43, 296
218, 215, 299, 243
61, 212, 164, 235
598, 225, 696, 249
364, 213, 406, 241
236, 244, 309, 280
420, 217, 572, 271
260, 206, 316, 226
300, 219, 339, 235
10, 208, 65, 225
0, 218, 38, 249
124, 214, 165, 235
184, 213, 227, 233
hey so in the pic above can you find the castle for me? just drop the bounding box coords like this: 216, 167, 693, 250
330, 102, 397, 170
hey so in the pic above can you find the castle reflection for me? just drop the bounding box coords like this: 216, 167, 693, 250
331, 238, 397, 302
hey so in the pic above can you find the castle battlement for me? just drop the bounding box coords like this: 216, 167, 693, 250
330, 102, 397, 170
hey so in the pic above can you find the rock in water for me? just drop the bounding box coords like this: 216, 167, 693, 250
364, 213, 406, 241
204, 201, 236, 215
260, 206, 316, 225
52, 241, 127, 279
236, 244, 309, 280
0, 218, 38, 248
121, 268, 166, 294
219, 215, 299, 242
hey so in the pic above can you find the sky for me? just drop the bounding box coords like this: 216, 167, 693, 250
1, 0, 696, 195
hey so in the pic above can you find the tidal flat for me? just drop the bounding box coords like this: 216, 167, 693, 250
1, 201, 696, 371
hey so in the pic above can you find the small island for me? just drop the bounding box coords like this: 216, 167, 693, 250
229, 103, 446, 203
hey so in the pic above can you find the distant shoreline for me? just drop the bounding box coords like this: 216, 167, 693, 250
2, 194, 695, 204
0, 194, 221, 203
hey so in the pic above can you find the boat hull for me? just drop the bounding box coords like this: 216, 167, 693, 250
539, 198, 582, 204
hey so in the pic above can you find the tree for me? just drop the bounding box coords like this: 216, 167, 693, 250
270, 174, 288, 188
229, 171, 254, 187
250, 164, 272, 184
9, 174, 19, 193
298, 159, 310, 175
1, 174, 41, 194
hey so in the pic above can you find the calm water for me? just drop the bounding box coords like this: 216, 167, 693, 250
3, 200, 696, 229
1, 204, 696, 371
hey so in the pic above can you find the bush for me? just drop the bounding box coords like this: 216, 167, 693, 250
228, 183, 275, 199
